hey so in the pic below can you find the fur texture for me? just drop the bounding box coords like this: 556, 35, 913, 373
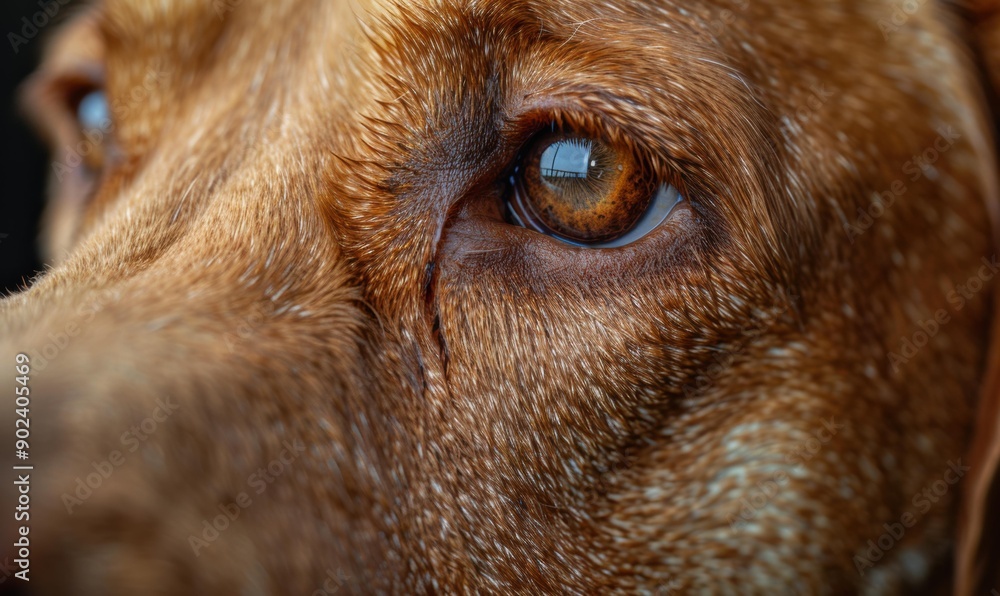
3, 0, 1000, 593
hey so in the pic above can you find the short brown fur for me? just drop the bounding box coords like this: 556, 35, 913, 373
4, 0, 1000, 593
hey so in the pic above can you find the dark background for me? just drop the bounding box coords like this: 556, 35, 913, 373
0, 0, 78, 297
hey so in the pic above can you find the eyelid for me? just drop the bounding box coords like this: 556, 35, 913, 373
563, 184, 683, 249
506, 105, 683, 193
18, 67, 106, 149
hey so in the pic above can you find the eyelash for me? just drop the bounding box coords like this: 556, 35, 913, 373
508, 110, 682, 188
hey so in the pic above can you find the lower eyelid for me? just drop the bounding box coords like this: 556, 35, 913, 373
566, 184, 683, 249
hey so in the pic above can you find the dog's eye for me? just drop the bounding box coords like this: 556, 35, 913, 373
506, 132, 681, 247
73, 89, 110, 171
77, 89, 109, 132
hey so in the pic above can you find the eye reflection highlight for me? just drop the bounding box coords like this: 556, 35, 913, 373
539, 139, 593, 180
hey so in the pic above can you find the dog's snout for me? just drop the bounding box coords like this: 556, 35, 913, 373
0, 249, 371, 592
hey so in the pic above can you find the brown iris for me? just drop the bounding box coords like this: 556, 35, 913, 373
509, 132, 659, 244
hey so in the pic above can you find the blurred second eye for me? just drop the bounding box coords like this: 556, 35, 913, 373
74, 89, 111, 171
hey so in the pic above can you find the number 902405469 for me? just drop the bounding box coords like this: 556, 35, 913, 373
14, 354, 30, 462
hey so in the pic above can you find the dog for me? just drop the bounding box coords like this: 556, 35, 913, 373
4, 0, 1000, 593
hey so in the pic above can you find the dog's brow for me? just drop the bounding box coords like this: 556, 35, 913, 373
95, 0, 230, 74
98, 0, 214, 34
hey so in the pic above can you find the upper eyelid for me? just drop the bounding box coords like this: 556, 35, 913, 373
507, 88, 689, 175
18, 67, 105, 146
